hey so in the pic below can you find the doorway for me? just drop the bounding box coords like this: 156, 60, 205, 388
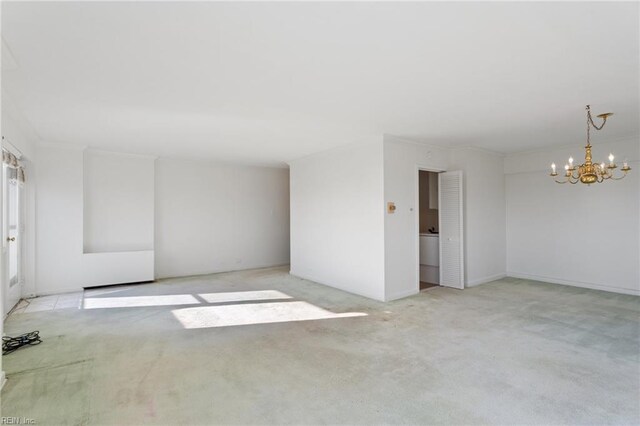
3, 161, 23, 314
416, 168, 464, 291
418, 171, 440, 290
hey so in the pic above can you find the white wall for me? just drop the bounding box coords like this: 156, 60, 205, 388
289, 136, 508, 301
83, 149, 154, 253
382, 137, 507, 299
449, 147, 507, 286
289, 140, 386, 301
505, 138, 640, 295
383, 136, 450, 300
2, 93, 38, 299
2, 91, 41, 387
35, 145, 85, 294
35, 147, 289, 293
155, 158, 290, 279
35, 145, 155, 294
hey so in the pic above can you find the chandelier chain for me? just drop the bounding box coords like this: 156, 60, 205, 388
586, 104, 607, 141
586, 106, 591, 146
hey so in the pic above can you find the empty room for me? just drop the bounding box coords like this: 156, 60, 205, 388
0, 1, 638, 425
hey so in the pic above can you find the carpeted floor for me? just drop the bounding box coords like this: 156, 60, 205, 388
2, 266, 639, 425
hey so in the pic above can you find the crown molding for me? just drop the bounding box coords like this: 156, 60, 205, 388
2, 137, 23, 159
1, 89, 43, 143
157, 154, 288, 169
38, 141, 287, 168
385, 135, 505, 157
383, 134, 452, 151
286, 134, 382, 165
1, 37, 19, 71
85, 147, 158, 160
504, 134, 640, 158
386, 133, 638, 159
452, 145, 505, 157
37, 141, 87, 150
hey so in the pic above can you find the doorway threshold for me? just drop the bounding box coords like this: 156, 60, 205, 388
420, 282, 439, 291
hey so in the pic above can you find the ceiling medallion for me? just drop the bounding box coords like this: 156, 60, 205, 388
550, 105, 631, 185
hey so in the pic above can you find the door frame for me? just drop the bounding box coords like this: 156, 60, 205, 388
414, 165, 446, 293
2, 141, 25, 315
3, 164, 22, 314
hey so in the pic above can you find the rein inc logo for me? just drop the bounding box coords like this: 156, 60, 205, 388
1, 418, 36, 425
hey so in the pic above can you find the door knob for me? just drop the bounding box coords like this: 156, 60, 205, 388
7, 237, 15, 242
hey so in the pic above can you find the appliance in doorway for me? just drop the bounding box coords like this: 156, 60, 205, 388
420, 233, 439, 289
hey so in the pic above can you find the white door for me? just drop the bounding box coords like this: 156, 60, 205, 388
438, 171, 464, 289
3, 163, 22, 313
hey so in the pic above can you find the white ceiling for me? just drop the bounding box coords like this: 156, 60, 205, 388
2, 2, 638, 166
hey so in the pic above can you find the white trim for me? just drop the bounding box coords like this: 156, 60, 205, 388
289, 270, 385, 302
37, 141, 87, 150
504, 158, 640, 176
380, 139, 386, 294
157, 263, 289, 281
385, 288, 419, 301
467, 273, 506, 287
507, 272, 640, 296
2, 37, 19, 70
388, 132, 640, 158
32, 286, 84, 297
1, 138, 23, 159
157, 155, 288, 170
384, 134, 452, 152
84, 147, 158, 160
1, 89, 43, 143
452, 145, 505, 157
386, 133, 507, 158
503, 133, 640, 158
38, 141, 287, 168
287, 136, 382, 165
414, 166, 446, 294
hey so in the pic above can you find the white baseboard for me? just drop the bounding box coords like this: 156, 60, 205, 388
289, 270, 385, 302
385, 288, 419, 301
507, 271, 640, 296
467, 273, 507, 287
158, 263, 290, 281
30, 287, 84, 297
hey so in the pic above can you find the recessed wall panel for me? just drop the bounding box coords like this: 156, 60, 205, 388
83, 150, 154, 253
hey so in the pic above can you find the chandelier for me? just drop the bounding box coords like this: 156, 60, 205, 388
550, 105, 631, 184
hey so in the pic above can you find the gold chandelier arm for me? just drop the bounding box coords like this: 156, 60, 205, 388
597, 168, 608, 180
554, 173, 573, 184
609, 171, 630, 181
557, 173, 579, 184
554, 170, 582, 184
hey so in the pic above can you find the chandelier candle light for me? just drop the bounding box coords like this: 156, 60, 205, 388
550, 105, 631, 185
